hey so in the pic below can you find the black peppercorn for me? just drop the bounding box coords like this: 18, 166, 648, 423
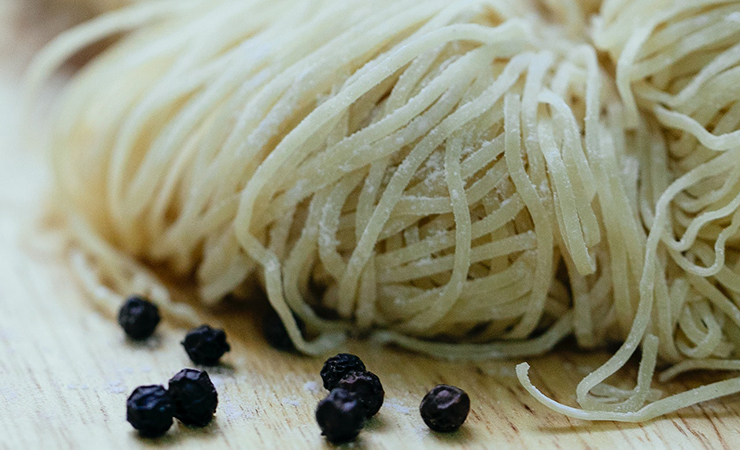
118, 296, 160, 340
337, 371, 384, 417
315, 388, 366, 443
181, 325, 230, 366
168, 368, 218, 427
126, 385, 175, 437
419, 384, 470, 432
320, 353, 366, 390
262, 309, 305, 351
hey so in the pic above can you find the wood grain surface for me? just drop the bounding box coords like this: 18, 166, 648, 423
2, 2, 740, 448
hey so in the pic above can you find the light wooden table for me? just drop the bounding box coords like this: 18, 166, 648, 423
2, 3, 740, 448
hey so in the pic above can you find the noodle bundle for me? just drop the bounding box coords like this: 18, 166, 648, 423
27, 0, 740, 421
519, 0, 740, 420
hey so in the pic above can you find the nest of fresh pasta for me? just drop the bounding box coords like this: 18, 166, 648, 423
28, 0, 740, 421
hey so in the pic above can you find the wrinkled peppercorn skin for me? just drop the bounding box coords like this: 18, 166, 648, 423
419, 385, 470, 432
126, 385, 174, 437
315, 388, 366, 443
118, 296, 160, 340
320, 354, 366, 390
262, 309, 304, 351
181, 325, 230, 366
168, 369, 218, 427
337, 371, 384, 417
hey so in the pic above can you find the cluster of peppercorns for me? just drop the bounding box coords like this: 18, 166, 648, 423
118, 296, 230, 439
314, 353, 471, 443
315, 353, 385, 443
121, 297, 470, 442
126, 368, 218, 437
118, 295, 231, 366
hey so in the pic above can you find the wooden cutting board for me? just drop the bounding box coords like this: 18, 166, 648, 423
2, 3, 740, 448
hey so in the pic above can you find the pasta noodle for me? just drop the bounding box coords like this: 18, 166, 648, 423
518, 0, 740, 420
27, 0, 740, 421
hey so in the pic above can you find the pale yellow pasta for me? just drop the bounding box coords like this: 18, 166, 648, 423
518, 0, 740, 421
27, 0, 740, 422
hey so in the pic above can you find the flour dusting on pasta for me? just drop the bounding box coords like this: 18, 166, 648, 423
28, 0, 740, 420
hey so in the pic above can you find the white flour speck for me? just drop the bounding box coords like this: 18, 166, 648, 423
478, 364, 517, 378
386, 398, 411, 415
303, 381, 321, 394
221, 400, 253, 421
105, 380, 126, 394
281, 396, 301, 407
